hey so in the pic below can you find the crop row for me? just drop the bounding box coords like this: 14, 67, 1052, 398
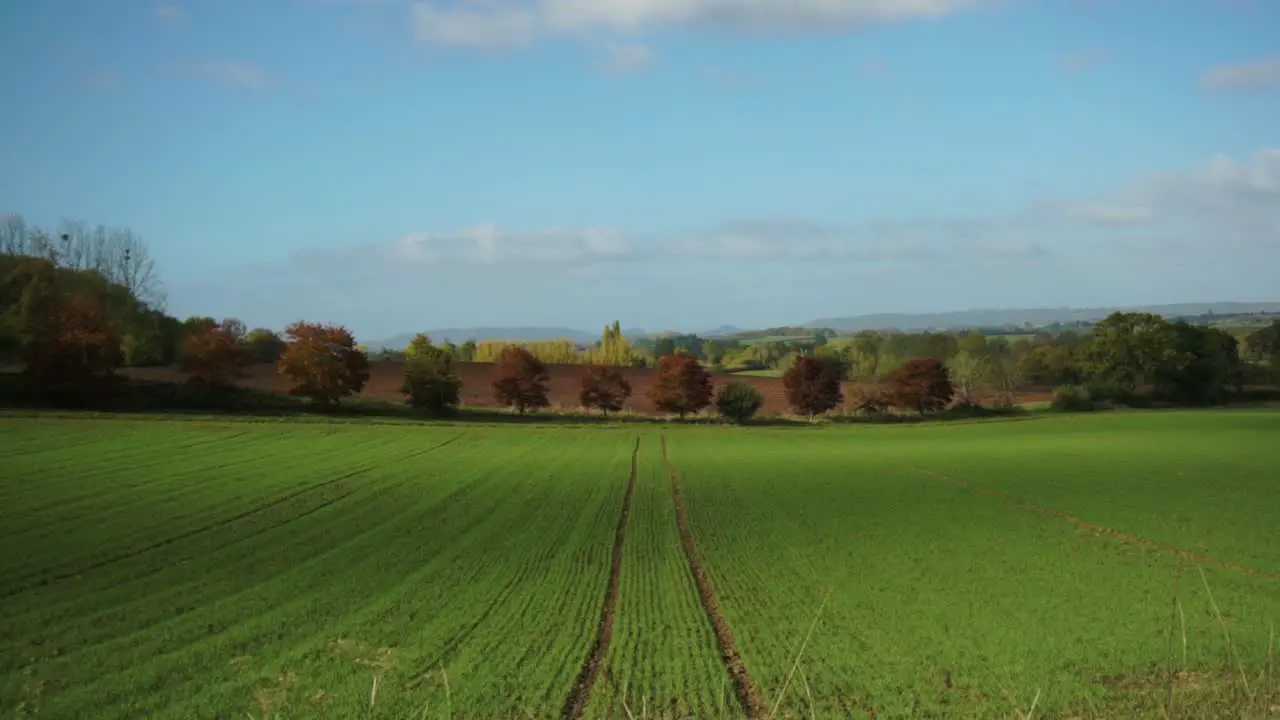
667, 412, 1280, 717
0, 420, 641, 718
4, 411, 1278, 718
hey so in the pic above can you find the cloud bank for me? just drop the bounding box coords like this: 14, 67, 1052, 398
409, 0, 986, 50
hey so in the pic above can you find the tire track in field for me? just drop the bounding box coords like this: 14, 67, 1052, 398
0, 434, 466, 600
560, 437, 641, 720
661, 435, 768, 720
914, 467, 1280, 583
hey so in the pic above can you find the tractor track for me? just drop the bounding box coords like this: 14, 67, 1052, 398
560, 437, 641, 720
662, 435, 768, 720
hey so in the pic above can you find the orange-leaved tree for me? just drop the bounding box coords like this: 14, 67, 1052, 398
783, 355, 843, 421
276, 321, 370, 406
25, 292, 123, 389
492, 345, 550, 415
182, 319, 246, 387
886, 357, 954, 415
580, 365, 632, 415
648, 351, 713, 419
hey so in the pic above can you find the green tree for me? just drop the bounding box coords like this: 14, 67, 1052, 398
1245, 321, 1280, 366
405, 333, 434, 359
1152, 323, 1240, 404
1082, 312, 1183, 391
459, 340, 477, 362
243, 328, 286, 364
403, 346, 461, 416
716, 381, 764, 424
587, 321, 634, 366
949, 350, 990, 404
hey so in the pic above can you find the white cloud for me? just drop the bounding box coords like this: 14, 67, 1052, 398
1060, 147, 1280, 249
388, 224, 632, 266
410, 0, 986, 50
1199, 56, 1280, 90
597, 41, 654, 74
154, 3, 182, 20
186, 61, 275, 91
253, 148, 1279, 282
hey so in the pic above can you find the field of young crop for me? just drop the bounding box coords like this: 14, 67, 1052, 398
2, 409, 1278, 719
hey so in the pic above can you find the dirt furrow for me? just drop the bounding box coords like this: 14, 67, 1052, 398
560, 437, 641, 720
661, 435, 768, 720
915, 467, 1280, 582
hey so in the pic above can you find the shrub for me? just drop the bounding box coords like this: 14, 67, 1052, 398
848, 388, 891, 416
1051, 385, 1095, 412
402, 348, 461, 416
716, 382, 764, 424
1085, 379, 1144, 408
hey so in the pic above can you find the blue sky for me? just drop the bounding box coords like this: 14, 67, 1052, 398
2, 0, 1278, 340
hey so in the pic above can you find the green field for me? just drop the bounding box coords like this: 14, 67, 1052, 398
2, 411, 1279, 718
729, 368, 784, 378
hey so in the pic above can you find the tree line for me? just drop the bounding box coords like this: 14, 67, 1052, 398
3, 212, 1278, 417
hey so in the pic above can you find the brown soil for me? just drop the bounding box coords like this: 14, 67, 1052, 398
662, 435, 768, 720
915, 467, 1280, 583
560, 437, 640, 720
123, 361, 1055, 417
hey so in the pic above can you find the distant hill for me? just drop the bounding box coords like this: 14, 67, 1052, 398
804, 302, 1280, 333
701, 325, 748, 337
369, 326, 655, 350
368, 327, 599, 350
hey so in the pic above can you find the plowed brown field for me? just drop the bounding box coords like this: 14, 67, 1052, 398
124, 361, 1054, 416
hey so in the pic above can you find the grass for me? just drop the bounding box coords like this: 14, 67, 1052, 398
2, 410, 1279, 718
729, 368, 784, 378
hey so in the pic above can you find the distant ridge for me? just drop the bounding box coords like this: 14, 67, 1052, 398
367, 302, 1279, 349
368, 326, 653, 350
803, 302, 1280, 332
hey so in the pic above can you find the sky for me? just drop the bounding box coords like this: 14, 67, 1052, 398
1, 0, 1278, 340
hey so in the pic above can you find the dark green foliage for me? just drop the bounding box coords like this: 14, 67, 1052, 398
403, 346, 462, 416
715, 381, 763, 423
1152, 323, 1241, 404
1051, 385, 1096, 412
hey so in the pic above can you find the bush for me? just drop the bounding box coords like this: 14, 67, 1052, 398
1051, 385, 1095, 412
848, 388, 890, 416
402, 349, 461, 416
1084, 379, 1145, 408
716, 382, 764, 424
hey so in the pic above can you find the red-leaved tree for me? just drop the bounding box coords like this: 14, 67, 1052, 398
580, 365, 632, 415
25, 292, 123, 389
648, 351, 713, 419
492, 345, 551, 414
276, 322, 370, 406
182, 320, 246, 387
886, 357, 955, 415
782, 355, 843, 421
